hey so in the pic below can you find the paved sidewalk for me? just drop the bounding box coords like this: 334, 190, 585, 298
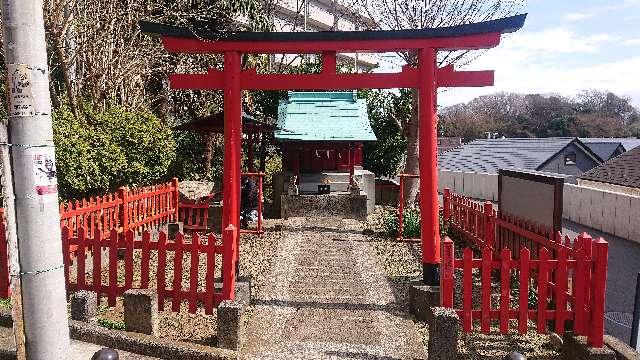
241, 217, 425, 359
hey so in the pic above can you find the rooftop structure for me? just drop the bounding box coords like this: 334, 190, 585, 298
275, 91, 376, 142
579, 146, 640, 195
438, 137, 603, 176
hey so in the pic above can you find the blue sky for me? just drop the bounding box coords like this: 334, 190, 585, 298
436, 0, 640, 108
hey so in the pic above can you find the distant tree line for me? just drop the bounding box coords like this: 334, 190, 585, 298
439, 90, 640, 141
363, 89, 640, 178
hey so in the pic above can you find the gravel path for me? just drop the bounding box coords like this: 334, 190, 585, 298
240, 217, 425, 359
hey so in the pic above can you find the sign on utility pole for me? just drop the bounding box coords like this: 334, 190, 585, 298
1, 1, 71, 358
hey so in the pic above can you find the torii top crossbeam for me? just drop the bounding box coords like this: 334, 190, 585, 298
141, 14, 526, 294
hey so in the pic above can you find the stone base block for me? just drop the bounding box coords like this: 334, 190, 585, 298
409, 281, 440, 323
234, 277, 252, 305
563, 334, 616, 360
70, 290, 97, 322
124, 289, 158, 336
213, 277, 252, 305
217, 300, 245, 350
428, 307, 459, 360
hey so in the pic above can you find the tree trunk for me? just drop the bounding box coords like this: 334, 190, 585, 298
203, 134, 214, 176
402, 88, 420, 206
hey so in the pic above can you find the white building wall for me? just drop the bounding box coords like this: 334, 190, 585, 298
438, 170, 640, 243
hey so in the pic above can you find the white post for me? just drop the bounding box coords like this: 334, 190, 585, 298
1, 1, 72, 358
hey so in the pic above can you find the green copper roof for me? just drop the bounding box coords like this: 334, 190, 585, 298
275, 91, 377, 142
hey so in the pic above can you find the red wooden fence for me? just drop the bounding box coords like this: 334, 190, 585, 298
441, 235, 608, 347
59, 178, 179, 241
62, 225, 238, 313
442, 188, 572, 258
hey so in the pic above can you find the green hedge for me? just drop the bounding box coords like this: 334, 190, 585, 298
53, 104, 176, 199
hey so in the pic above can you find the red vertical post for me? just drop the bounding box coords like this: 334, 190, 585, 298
222, 51, 242, 275
481, 247, 492, 333
440, 237, 454, 308
499, 248, 511, 334
349, 144, 355, 186
205, 233, 216, 314
124, 230, 134, 290
157, 231, 167, 311
484, 202, 495, 249
589, 238, 608, 348
188, 233, 200, 314
462, 248, 473, 332
418, 47, 440, 285
222, 225, 238, 300
172, 232, 184, 312
118, 187, 129, 233
442, 188, 450, 221
141, 231, 151, 289
108, 229, 118, 307
518, 248, 530, 334
538, 247, 550, 333
555, 247, 568, 335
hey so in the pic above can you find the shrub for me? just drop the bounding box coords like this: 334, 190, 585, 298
53, 103, 176, 199
383, 206, 421, 239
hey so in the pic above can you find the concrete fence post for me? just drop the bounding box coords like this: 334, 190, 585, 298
428, 307, 460, 360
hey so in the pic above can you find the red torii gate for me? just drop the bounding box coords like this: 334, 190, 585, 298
141, 14, 526, 296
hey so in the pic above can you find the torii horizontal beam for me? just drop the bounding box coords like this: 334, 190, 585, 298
161, 32, 501, 54
169, 53, 494, 90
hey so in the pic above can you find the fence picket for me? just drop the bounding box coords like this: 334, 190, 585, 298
518, 248, 530, 334
537, 248, 550, 333
108, 229, 118, 307
77, 227, 87, 290
188, 233, 200, 313
463, 248, 473, 332
441, 238, 454, 308
61, 226, 71, 290
157, 231, 167, 310
481, 247, 492, 333
93, 228, 102, 299
589, 239, 608, 347
205, 233, 216, 315
141, 231, 151, 288
555, 247, 568, 334
125, 230, 134, 290
172, 232, 184, 312
500, 248, 511, 333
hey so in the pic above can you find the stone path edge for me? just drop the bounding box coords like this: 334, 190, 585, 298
0, 309, 236, 360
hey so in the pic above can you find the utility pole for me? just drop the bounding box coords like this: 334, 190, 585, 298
1, 1, 72, 358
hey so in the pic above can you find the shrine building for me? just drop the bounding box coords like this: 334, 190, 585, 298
272, 91, 377, 218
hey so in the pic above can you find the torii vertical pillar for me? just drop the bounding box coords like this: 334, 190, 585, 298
222, 51, 241, 298
419, 48, 441, 285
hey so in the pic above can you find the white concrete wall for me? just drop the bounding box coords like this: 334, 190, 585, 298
563, 184, 640, 243
438, 170, 498, 201
438, 170, 640, 243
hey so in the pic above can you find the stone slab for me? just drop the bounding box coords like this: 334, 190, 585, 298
409, 281, 440, 323
71, 290, 97, 322
123, 290, 158, 336
428, 307, 459, 360
217, 300, 245, 351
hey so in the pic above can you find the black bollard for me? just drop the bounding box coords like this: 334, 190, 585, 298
91, 348, 119, 360
505, 352, 526, 360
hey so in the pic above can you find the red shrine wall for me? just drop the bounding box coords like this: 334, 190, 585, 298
282, 142, 363, 173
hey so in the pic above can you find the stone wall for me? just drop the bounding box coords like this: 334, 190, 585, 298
281, 193, 368, 220
273, 170, 375, 218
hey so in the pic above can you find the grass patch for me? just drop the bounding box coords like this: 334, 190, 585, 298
97, 318, 126, 331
